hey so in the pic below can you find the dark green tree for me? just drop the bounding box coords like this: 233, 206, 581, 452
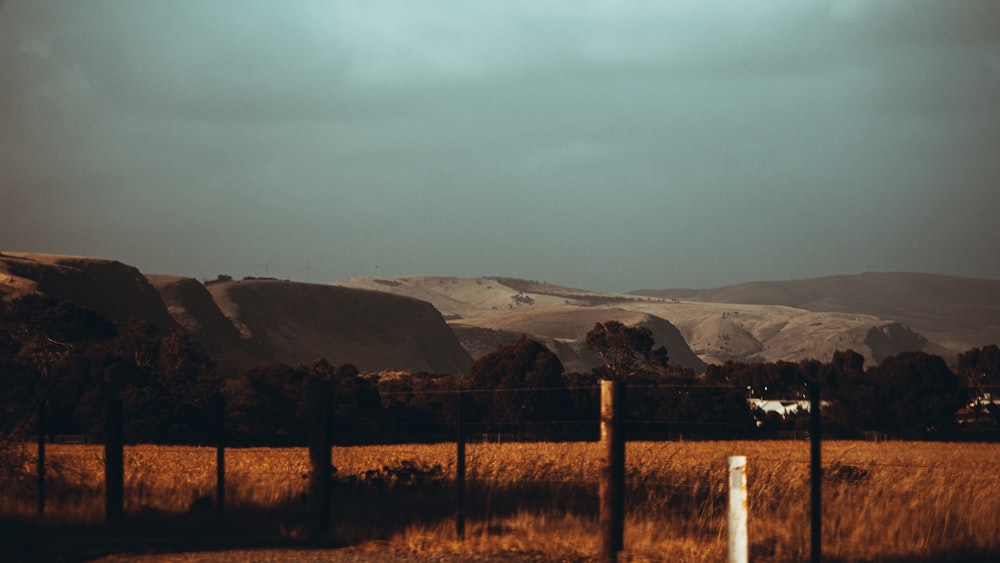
870, 352, 963, 437
585, 321, 668, 381
823, 350, 877, 436
0, 295, 116, 437
318, 360, 381, 444
226, 359, 381, 445
376, 372, 464, 442
631, 367, 756, 438
227, 362, 315, 444
469, 336, 571, 438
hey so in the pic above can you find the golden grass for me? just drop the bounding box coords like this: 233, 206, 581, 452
4, 441, 1000, 561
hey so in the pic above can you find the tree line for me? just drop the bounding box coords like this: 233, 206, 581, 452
2, 295, 998, 445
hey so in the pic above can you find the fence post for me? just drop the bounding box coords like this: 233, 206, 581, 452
308, 382, 333, 539
456, 389, 466, 540
810, 383, 822, 563
105, 396, 124, 527
600, 379, 625, 562
37, 401, 46, 517
728, 456, 748, 563
214, 394, 226, 530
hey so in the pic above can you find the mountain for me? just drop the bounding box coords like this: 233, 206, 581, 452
629, 272, 1000, 356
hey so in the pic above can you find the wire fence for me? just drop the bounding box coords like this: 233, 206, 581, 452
4, 383, 1000, 561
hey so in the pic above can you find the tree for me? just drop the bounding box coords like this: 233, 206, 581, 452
81, 318, 222, 443
227, 363, 311, 444
226, 359, 381, 445
823, 350, 876, 436
957, 345, 1000, 425
585, 321, 668, 380
0, 295, 117, 437
469, 336, 571, 438
376, 372, 465, 442
871, 352, 964, 437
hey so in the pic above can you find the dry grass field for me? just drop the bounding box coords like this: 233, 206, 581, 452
3, 441, 999, 562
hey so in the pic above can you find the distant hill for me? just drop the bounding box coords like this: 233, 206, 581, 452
201, 278, 472, 375
146, 274, 260, 372
629, 272, 1000, 355
337, 276, 709, 371
0, 252, 178, 332
337, 275, 944, 370
6, 252, 990, 374
452, 306, 707, 373
1, 253, 473, 375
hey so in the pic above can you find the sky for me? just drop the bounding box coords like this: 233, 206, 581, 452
2, 1, 999, 292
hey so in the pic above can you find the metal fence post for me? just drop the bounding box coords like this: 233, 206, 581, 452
456, 389, 466, 540
37, 401, 46, 517
214, 394, 226, 530
308, 382, 333, 539
810, 383, 822, 563
104, 397, 124, 527
728, 456, 748, 563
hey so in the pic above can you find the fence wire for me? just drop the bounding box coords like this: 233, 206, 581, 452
5, 382, 1000, 563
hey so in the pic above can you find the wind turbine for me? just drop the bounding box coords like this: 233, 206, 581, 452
301, 260, 317, 281
256, 260, 272, 277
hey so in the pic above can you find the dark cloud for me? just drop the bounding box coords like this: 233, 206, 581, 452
2, 1, 998, 291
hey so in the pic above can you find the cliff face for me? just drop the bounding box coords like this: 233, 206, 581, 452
145, 274, 260, 374
2, 253, 474, 375
0, 253, 178, 333
203, 279, 473, 374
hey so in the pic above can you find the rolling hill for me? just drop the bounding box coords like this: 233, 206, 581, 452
1, 253, 472, 375
336, 275, 965, 369
629, 272, 1000, 355
5, 251, 995, 375
199, 278, 472, 374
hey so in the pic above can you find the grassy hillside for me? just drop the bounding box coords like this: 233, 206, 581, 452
1, 253, 474, 375
0, 252, 178, 333
337, 275, 944, 368
205, 279, 473, 374
630, 272, 1000, 353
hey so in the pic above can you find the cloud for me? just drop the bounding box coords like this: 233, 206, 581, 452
2, 1, 998, 290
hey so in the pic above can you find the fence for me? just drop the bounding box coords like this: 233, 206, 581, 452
7, 383, 1000, 562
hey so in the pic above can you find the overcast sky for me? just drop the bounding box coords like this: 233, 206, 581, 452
2, 1, 998, 292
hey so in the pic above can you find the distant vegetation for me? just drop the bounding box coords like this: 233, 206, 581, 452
203, 274, 233, 285
1, 295, 999, 446
487, 276, 650, 307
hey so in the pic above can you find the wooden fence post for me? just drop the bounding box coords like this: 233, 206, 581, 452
214, 394, 226, 530
456, 389, 466, 540
600, 379, 625, 561
37, 401, 46, 517
728, 456, 748, 563
308, 382, 333, 539
810, 383, 822, 563
105, 396, 124, 527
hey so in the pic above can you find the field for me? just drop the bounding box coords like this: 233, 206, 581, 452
3, 441, 1000, 562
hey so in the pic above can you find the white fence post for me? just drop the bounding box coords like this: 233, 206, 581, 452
728, 455, 748, 563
